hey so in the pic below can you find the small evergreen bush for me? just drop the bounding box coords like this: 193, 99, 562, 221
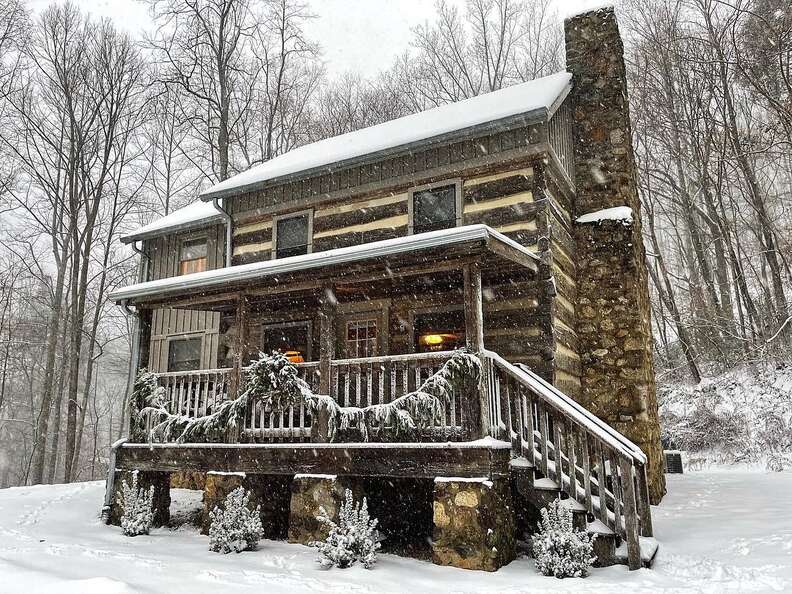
117, 471, 154, 537
310, 488, 380, 569
208, 487, 263, 554
532, 499, 596, 578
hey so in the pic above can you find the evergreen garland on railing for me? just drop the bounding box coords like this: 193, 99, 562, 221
133, 350, 479, 443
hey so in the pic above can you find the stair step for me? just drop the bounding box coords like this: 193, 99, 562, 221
508, 456, 534, 470
532, 477, 560, 491
587, 519, 617, 567
615, 537, 659, 569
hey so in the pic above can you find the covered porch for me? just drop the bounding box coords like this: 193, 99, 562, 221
116, 225, 542, 444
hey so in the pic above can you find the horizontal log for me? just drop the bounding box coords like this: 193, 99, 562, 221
116, 442, 511, 479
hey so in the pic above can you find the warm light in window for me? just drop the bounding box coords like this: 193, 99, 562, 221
419, 333, 459, 347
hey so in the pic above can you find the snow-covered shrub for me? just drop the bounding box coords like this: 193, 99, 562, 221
659, 365, 792, 466
310, 488, 380, 569
117, 471, 154, 537
767, 452, 792, 472
532, 499, 596, 578
208, 487, 263, 554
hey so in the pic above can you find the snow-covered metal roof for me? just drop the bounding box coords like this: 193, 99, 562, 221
121, 201, 223, 244
200, 72, 573, 200
111, 224, 538, 304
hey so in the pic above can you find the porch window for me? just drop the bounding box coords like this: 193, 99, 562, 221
414, 310, 465, 353
167, 337, 202, 372
410, 181, 461, 234
262, 321, 312, 363
179, 238, 207, 275
274, 211, 312, 259
346, 319, 378, 358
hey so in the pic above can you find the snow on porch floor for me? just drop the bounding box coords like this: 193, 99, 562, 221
1, 471, 792, 593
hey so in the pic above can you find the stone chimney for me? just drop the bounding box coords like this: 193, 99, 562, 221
565, 6, 666, 503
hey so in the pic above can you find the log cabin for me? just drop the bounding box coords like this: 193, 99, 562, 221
106, 7, 663, 571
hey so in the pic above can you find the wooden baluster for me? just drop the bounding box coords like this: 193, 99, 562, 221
402, 361, 409, 397
566, 426, 578, 500
609, 451, 623, 537
539, 403, 550, 478
504, 377, 517, 454
598, 442, 610, 527
355, 363, 362, 406
366, 362, 373, 408
552, 415, 563, 485
637, 463, 654, 537
509, 381, 520, 455
619, 457, 642, 570
378, 364, 384, 406
582, 433, 593, 510
389, 361, 396, 403
522, 389, 536, 464
344, 367, 351, 406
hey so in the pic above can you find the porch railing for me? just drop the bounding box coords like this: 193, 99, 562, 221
481, 350, 651, 570
153, 351, 462, 442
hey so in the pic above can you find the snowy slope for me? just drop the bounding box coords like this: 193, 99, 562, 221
2, 472, 792, 592
200, 72, 572, 199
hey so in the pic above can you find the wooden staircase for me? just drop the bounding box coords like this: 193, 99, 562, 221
481, 351, 657, 570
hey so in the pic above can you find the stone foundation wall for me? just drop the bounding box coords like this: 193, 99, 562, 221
565, 6, 666, 503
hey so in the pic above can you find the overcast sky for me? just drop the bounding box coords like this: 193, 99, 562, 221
26, 0, 613, 78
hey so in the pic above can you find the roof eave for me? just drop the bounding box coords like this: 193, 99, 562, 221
111, 225, 538, 305
120, 214, 225, 244
198, 106, 555, 203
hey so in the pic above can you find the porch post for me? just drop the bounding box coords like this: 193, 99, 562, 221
316, 287, 336, 441
463, 262, 489, 438
229, 295, 250, 399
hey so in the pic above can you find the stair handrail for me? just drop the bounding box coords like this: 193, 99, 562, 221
483, 350, 646, 464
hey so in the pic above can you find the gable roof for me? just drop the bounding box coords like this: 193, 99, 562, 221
200, 71, 573, 201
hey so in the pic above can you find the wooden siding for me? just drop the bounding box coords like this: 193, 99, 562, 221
548, 101, 575, 183
143, 223, 226, 372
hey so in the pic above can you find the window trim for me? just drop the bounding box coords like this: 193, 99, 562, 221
177, 234, 209, 276
260, 319, 313, 361
407, 178, 463, 235
166, 333, 204, 372
271, 209, 314, 260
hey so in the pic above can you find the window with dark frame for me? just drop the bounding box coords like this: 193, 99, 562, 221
167, 337, 202, 372
261, 321, 312, 363
275, 213, 311, 259
178, 238, 207, 275
345, 319, 378, 358
411, 183, 458, 234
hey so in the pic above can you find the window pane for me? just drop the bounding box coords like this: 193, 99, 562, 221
413, 185, 457, 233
181, 239, 207, 261
168, 338, 202, 372
345, 319, 377, 358
414, 310, 465, 353
262, 322, 311, 362
276, 214, 309, 257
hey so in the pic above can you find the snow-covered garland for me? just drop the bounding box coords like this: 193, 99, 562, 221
132, 350, 480, 443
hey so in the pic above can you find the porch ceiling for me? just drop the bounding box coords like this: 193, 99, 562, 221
110, 225, 539, 311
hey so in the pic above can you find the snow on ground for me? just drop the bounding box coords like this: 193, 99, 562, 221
2, 471, 792, 593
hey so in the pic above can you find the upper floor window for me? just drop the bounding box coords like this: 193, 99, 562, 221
409, 180, 462, 235
179, 238, 207, 275
274, 211, 312, 259
168, 336, 202, 372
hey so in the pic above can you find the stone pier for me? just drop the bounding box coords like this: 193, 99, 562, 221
287, 474, 360, 544
431, 477, 515, 572
110, 469, 171, 528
